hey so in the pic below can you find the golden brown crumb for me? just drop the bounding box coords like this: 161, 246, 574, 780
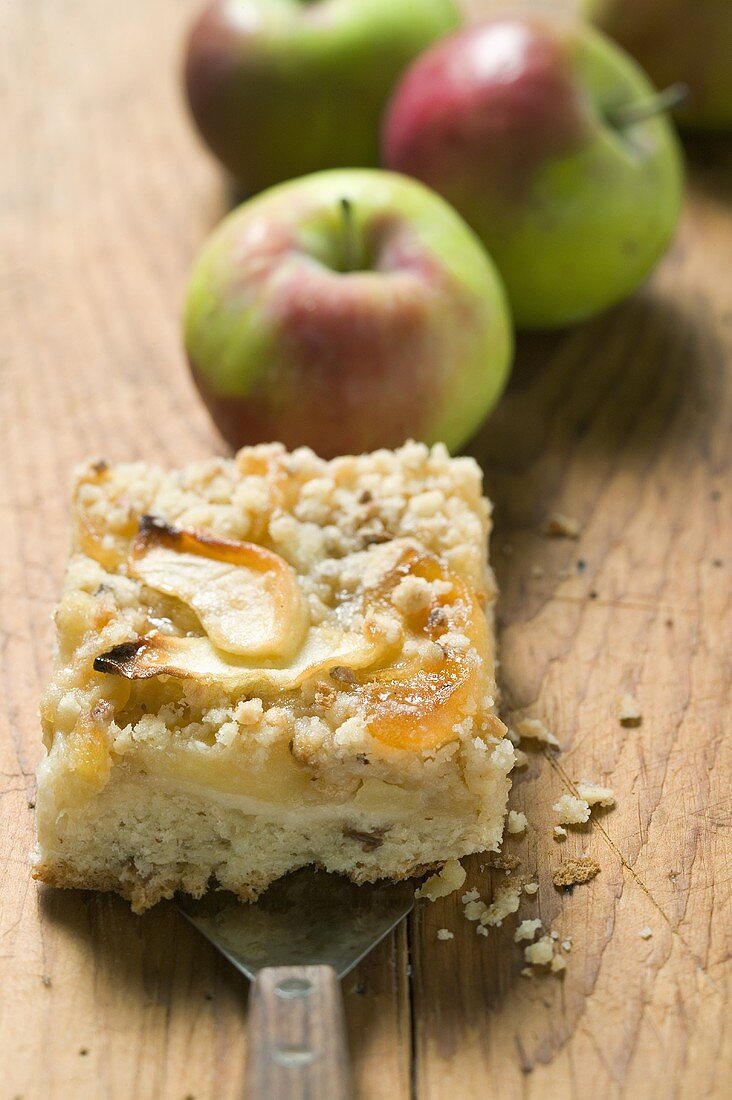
553, 856, 601, 888
542, 512, 580, 539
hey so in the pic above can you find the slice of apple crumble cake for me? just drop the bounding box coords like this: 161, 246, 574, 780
32, 442, 514, 911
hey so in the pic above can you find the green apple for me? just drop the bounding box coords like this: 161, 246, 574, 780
583, 0, 732, 130
383, 13, 684, 329
183, 0, 460, 194
183, 169, 513, 458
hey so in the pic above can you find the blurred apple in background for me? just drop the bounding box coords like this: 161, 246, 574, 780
184, 0, 460, 195
183, 169, 513, 458
383, 13, 684, 329
583, 0, 732, 130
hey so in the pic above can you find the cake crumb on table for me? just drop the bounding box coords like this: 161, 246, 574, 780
436, 928, 454, 941
553, 826, 568, 840
416, 859, 466, 901
506, 810, 528, 835
464, 898, 488, 921
639, 926, 653, 940
553, 856, 601, 888
550, 954, 567, 973
617, 692, 642, 727
524, 881, 539, 895
483, 882, 523, 926
513, 716, 561, 749
463, 881, 523, 928
514, 919, 543, 943
542, 512, 581, 539
553, 793, 591, 824
575, 780, 616, 809
521, 967, 535, 978
524, 936, 555, 966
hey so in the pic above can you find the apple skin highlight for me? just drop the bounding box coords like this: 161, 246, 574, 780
184, 170, 513, 459
383, 15, 684, 330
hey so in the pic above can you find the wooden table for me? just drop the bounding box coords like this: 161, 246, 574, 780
1, 2, 730, 1096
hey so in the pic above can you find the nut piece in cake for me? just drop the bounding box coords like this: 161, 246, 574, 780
33, 442, 514, 912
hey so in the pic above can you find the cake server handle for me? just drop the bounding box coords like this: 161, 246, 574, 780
244, 964, 351, 1099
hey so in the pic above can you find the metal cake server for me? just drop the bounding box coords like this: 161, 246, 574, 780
177, 869, 414, 1099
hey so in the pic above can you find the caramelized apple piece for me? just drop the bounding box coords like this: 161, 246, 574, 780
93, 622, 390, 692
128, 516, 308, 660
359, 550, 489, 752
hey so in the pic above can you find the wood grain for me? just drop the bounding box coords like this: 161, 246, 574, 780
0, 1, 729, 1098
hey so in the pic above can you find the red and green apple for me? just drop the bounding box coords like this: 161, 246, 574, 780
382, 13, 684, 329
183, 169, 513, 458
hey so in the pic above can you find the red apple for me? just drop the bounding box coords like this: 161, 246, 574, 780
183, 169, 513, 458
382, 14, 683, 329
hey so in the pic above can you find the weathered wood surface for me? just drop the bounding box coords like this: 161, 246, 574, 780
0, 1, 729, 1097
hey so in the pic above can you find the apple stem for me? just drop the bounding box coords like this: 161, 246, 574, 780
610, 82, 689, 128
340, 197, 358, 273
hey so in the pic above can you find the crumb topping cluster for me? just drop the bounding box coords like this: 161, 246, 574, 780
42, 442, 508, 800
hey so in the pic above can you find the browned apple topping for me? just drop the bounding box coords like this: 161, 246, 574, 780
128, 516, 309, 660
